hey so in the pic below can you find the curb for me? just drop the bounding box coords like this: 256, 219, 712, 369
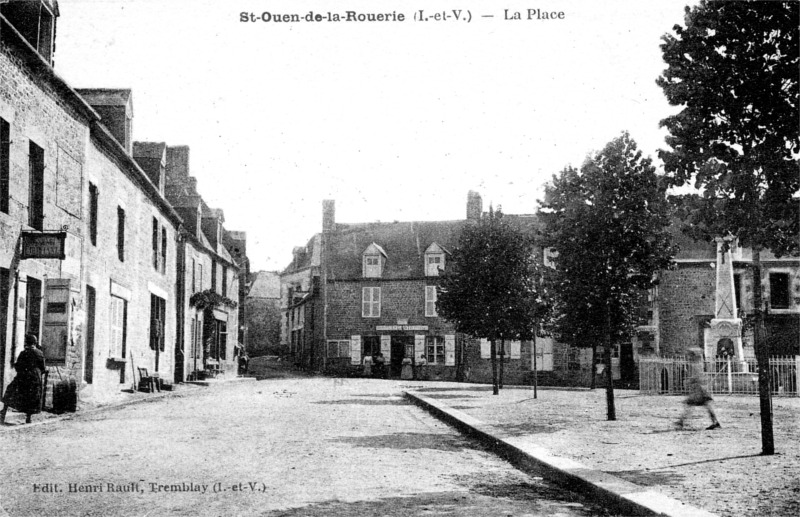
404, 391, 716, 517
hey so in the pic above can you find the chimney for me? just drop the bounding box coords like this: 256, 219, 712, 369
166, 146, 190, 179
322, 200, 335, 233
1, 1, 59, 65
75, 89, 134, 154
467, 191, 483, 221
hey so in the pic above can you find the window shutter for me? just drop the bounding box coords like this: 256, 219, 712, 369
425, 286, 437, 317
510, 340, 521, 359
362, 287, 370, 317
445, 335, 456, 366
480, 338, 490, 359
381, 335, 391, 361
350, 335, 361, 365
414, 335, 425, 362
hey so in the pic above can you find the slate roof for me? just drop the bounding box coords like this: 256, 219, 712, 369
76, 88, 132, 108
327, 214, 542, 280
132, 141, 167, 159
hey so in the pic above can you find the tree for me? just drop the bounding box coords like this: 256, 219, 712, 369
657, 0, 799, 454
540, 132, 676, 420
438, 208, 551, 395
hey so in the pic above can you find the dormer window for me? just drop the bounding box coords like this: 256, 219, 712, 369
362, 243, 387, 278
1, 1, 58, 65
424, 243, 448, 277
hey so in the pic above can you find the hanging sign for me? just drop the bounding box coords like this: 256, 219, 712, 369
21, 232, 66, 260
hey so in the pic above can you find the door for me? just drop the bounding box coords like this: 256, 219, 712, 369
84, 285, 95, 384
390, 336, 412, 378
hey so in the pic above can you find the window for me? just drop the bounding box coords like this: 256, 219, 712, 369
161, 228, 167, 274
327, 340, 351, 358
426, 336, 445, 364
212, 260, 217, 293
425, 254, 444, 276
770, 273, 790, 309
191, 258, 196, 292
222, 265, 228, 297
117, 206, 126, 262
362, 287, 381, 318
88, 183, 98, 246
1, 118, 9, 214
109, 295, 127, 360
198, 264, 203, 291
362, 336, 381, 357
149, 294, 166, 353
425, 286, 438, 317
364, 255, 381, 278
152, 218, 159, 270
28, 141, 44, 230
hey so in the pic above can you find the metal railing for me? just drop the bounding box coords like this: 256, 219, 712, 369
639, 355, 799, 396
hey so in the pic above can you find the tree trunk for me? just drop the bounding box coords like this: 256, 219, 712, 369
752, 247, 774, 455
532, 334, 538, 399
590, 340, 597, 390
499, 339, 505, 390
490, 339, 499, 395
604, 304, 616, 420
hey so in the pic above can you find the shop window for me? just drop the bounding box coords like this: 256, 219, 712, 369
362, 336, 381, 358
426, 336, 445, 364
327, 340, 351, 358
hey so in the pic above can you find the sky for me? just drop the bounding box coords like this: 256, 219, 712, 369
54, 0, 698, 271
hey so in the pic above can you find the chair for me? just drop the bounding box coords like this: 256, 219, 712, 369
137, 368, 161, 393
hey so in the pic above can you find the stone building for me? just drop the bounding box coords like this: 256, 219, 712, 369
0, 0, 91, 407
653, 232, 799, 360
279, 234, 321, 364
245, 270, 281, 357
156, 145, 244, 381
77, 91, 182, 402
280, 193, 559, 385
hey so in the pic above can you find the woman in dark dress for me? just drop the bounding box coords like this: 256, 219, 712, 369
1, 334, 46, 424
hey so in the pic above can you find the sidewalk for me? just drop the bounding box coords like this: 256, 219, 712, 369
0, 375, 255, 431
405, 385, 800, 517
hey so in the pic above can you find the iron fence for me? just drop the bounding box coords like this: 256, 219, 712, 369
639, 355, 799, 396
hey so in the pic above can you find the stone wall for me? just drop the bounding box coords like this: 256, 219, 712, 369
657, 264, 715, 356
0, 43, 91, 401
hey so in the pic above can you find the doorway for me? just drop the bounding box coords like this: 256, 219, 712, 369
390, 336, 413, 378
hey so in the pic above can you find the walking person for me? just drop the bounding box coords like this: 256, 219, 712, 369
676, 351, 720, 430
1, 334, 46, 425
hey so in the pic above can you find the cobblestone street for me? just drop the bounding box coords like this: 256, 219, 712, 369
0, 378, 613, 517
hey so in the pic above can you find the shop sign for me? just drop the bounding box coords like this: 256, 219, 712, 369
21, 232, 66, 260
375, 325, 428, 331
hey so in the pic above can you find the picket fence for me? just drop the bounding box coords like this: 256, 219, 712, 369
639, 356, 800, 396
